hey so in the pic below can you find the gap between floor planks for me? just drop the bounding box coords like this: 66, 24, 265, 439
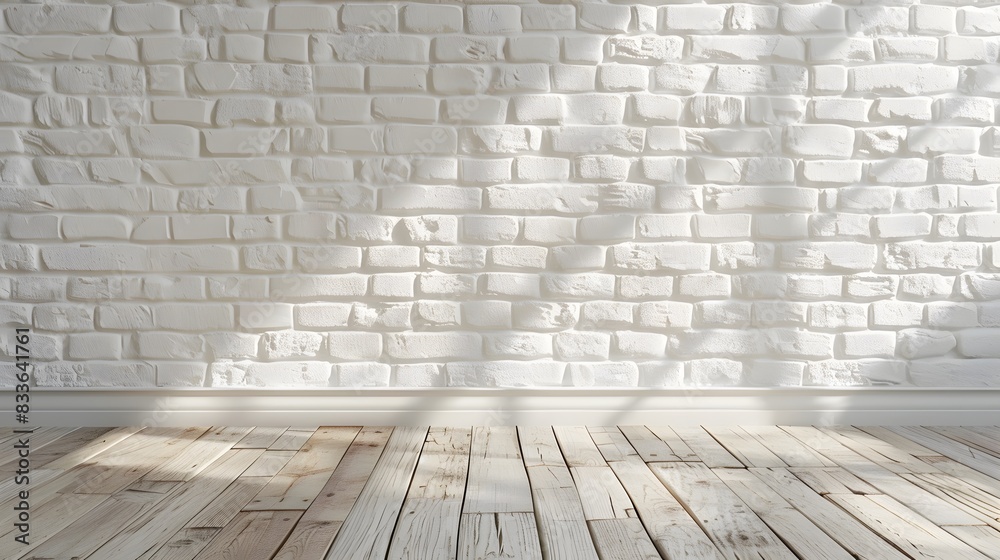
7, 425, 1000, 560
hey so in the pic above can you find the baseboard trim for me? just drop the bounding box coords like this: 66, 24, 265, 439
2, 387, 997, 426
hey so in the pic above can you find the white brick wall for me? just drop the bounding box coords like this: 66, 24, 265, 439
1, 0, 999, 389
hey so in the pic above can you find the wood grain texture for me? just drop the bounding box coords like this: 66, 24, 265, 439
828, 493, 992, 560
14, 425, 1000, 560
324, 426, 427, 560
609, 460, 724, 560
387, 427, 471, 560
753, 468, 910, 560
272, 427, 392, 560
670, 426, 743, 468
463, 426, 534, 514
782, 425, 980, 526
588, 518, 661, 560
86, 449, 264, 560
713, 467, 855, 560
650, 462, 798, 560
192, 511, 302, 560
457, 513, 542, 560
246, 426, 359, 510
525, 465, 600, 560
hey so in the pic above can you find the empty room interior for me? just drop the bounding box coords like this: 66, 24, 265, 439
2, 0, 1000, 558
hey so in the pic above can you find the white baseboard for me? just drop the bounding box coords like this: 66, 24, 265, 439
1, 387, 997, 426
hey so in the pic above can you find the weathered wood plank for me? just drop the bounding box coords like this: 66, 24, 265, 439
900, 471, 1000, 531
270, 429, 317, 451
388, 427, 471, 560
821, 426, 939, 474
753, 468, 909, 560
245, 426, 359, 510
646, 426, 700, 461
782, 426, 980, 526
519, 426, 566, 468
670, 426, 743, 468
145, 426, 253, 482
324, 426, 427, 560
192, 511, 302, 560
713, 467, 855, 560
570, 466, 636, 520
148, 475, 273, 560
829, 493, 992, 560
553, 426, 606, 467
242, 450, 296, 477
703, 426, 786, 468
588, 427, 641, 464
741, 425, 836, 467
609, 460, 723, 559
525, 465, 600, 560
856, 426, 942, 457
887, 426, 1000, 480
619, 425, 682, 462
23, 481, 180, 560
85, 449, 264, 560
588, 518, 661, 560
463, 426, 534, 514
650, 462, 798, 560
944, 526, 1000, 560
233, 427, 287, 449
64, 427, 210, 494
457, 513, 542, 560
272, 427, 392, 560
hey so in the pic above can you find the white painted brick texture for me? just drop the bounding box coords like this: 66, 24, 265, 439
1, 0, 998, 389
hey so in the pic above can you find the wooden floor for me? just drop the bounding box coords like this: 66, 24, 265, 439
4, 426, 1000, 559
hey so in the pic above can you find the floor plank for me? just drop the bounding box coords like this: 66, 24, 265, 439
945, 526, 1000, 560
703, 426, 787, 468
457, 513, 542, 560
588, 518, 661, 560
146, 426, 253, 482
62, 427, 210, 494
23, 481, 179, 560
753, 468, 910, 560
272, 427, 393, 560
741, 425, 836, 467
645, 426, 700, 461
571, 466, 636, 520
670, 425, 743, 468
588, 426, 641, 464
856, 425, 943, 457
619, 425, 682, 462
387, 427, 471, 560
245, 426, 359, 510
782, 425, 981, 526
233, 427, 288, 449
900, 471, 1000, 531
553, 426, 606, 467
192, 510, 302, 560
609, 460, 724, 559
463, 426, 534, 513
85, 449, 264, 560
713, 467, 856, 560
324, 426, 427, 560
270, 428, 317, 451
829, 493, 992, 560
650, 462, 798, 560
822, 426, 940, 474
148, 474, 273, 560
519, 426, 566, 468
888, 426, 1000, 480
525, 465, 600, 560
